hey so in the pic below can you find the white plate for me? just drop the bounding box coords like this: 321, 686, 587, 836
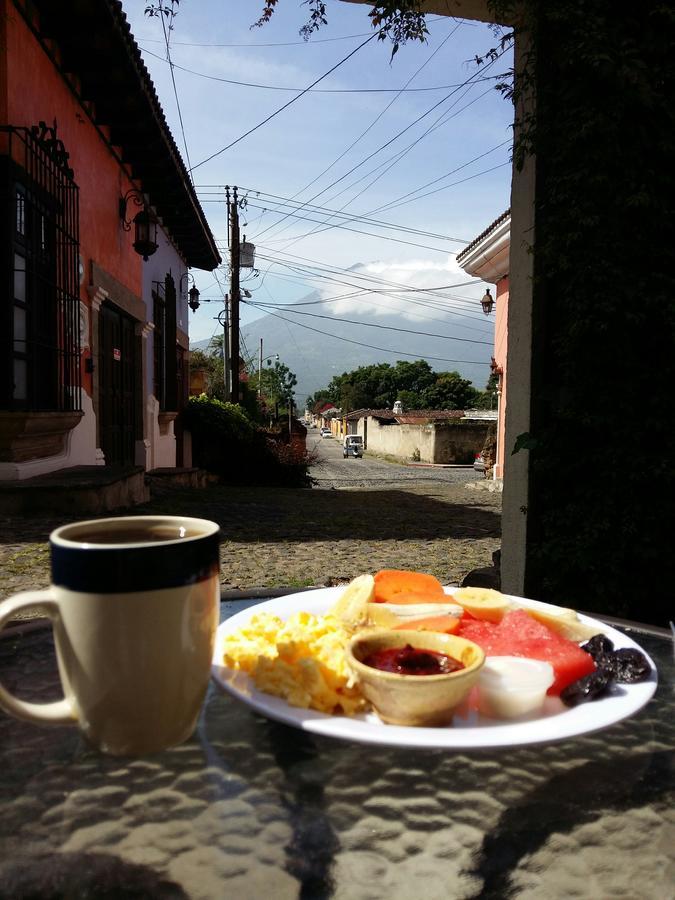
211, 587, 658, 749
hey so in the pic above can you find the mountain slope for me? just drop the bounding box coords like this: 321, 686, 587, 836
192, 306, 493, 406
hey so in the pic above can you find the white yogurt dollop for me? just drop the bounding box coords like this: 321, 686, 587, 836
478, 656, 555, 719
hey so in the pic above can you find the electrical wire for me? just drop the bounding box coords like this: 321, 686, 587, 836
138, 43, 500, 93
154, 1, 193, 179
247, 243, 485, 303
244, 299, 493, 345
246, 252, 493, 326
253, 46, 509, 245
248, 19, 463, 242
367, 139, 512, 215
197, 187, 470, 244
248, 307, 491, 367
132, 16, 462, 49
190, 32, 379, 171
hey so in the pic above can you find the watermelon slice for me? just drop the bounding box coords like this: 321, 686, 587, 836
458, 609, 595, 695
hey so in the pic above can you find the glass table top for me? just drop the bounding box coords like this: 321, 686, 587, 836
0, 599, 673, 899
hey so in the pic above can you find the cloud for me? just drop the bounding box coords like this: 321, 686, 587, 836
321, 255, 487, 324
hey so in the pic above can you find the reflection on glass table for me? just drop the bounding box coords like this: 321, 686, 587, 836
0, 598, 672, 900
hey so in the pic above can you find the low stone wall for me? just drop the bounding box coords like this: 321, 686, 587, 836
432, 422, 490, 464
364, 418, 489, 464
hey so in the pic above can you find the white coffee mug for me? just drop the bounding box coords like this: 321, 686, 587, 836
0, 515, 221, 756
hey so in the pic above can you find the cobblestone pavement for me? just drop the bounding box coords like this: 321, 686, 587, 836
0, 468, 501, 601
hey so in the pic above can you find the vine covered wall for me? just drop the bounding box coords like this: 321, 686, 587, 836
513, 1, 675, 623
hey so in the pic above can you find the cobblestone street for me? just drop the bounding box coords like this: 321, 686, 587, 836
0, 473, 501, 600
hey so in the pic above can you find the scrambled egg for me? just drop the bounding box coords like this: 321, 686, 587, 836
221, 611, 366, 716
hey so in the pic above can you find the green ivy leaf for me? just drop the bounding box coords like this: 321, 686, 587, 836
512, 432, 538, 455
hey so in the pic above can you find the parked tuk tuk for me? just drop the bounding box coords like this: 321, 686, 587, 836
343, 435, 364, 458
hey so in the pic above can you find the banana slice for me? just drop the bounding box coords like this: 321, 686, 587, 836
329, 574, 375, 631
450, 587, 510, 623
372, 601, 464, 620
510, 599, 602, 641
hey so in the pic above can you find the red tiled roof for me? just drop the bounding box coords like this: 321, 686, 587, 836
345, 409, 466, 422
456, 209, 510, 263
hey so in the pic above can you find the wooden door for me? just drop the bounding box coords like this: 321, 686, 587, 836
99, 302, 136, 466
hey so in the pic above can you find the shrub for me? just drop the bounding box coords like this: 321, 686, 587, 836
182, 395, 312, 487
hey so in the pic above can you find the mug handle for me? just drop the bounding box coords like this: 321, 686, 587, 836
0, 590, 77, 725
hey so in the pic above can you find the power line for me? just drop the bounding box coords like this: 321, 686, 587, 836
198, 186, 470, 244
247, 251, 493, 325
244, 205, 461, 255
240, 270, 491, 326
244, 299, 493, 345
254, 47, 509, 245
266, 106, 509, 248
154, 1, 193, 179
249, 244, 484, 303
138, 43, 500, 93
251, 307, 491, 367
132, 16, 463, 49
191, 32, 378, 171
248, 19, 464, 243
368, 139, 512, 215
233, 157, 509, 253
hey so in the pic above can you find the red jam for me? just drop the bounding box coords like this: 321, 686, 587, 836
362, 644, 464, 676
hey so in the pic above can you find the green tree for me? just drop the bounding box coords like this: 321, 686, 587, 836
250, 359, 298, 418
326, 359, 447, 411
306, 388, 333, 411
252, 1, 429, 58
189, 339, 226, 402
420, 371, 480, 410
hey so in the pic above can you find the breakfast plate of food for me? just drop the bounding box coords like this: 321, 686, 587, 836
211, 571, 658, 749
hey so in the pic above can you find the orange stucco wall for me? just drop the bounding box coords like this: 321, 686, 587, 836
2, 2, 141, 298
494, 274, 509, 478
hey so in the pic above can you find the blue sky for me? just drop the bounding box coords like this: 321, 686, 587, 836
122, 1, 513, 370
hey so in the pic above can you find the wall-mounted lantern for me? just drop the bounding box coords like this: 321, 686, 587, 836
180, 271, 201, 313
119, 189, 158, 261
480, 288, 494, 316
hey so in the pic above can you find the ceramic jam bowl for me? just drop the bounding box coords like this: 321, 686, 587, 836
347, 630, 485, 727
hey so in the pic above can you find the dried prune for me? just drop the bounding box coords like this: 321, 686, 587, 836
581, 634, 614, 660
560, 670, 612, 707
600, 648, 651, 683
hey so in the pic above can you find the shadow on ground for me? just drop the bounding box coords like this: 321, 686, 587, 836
137, 484, 501, 544
0, 483, 501, 595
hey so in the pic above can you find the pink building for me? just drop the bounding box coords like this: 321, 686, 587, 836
456, 211, 510, 479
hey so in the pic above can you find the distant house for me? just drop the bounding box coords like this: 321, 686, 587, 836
344, 408, 496, 464
456, 211, 510, 478
0, 0, 220, 487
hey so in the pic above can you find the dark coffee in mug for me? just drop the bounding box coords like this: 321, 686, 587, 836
65, 524, 204, 544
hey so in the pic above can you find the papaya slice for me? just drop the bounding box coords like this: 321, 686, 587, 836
392, 614, 462, 635
373, 569, 445, 604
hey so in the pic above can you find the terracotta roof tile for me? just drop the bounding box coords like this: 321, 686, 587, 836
456, 209, 510, 263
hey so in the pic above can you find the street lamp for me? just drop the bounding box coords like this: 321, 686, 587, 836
480, 288, 494, 316
180, 271, 201, 313
119, 189, 158, 261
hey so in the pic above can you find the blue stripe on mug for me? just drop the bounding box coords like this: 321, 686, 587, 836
50, 532, 221, 593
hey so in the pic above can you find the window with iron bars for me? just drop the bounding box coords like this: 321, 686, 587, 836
0, 124, 81, 412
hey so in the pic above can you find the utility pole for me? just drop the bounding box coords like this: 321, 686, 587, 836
258, 338, 263, 400
221, 296, 230, 400
228, 186, 241, 404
